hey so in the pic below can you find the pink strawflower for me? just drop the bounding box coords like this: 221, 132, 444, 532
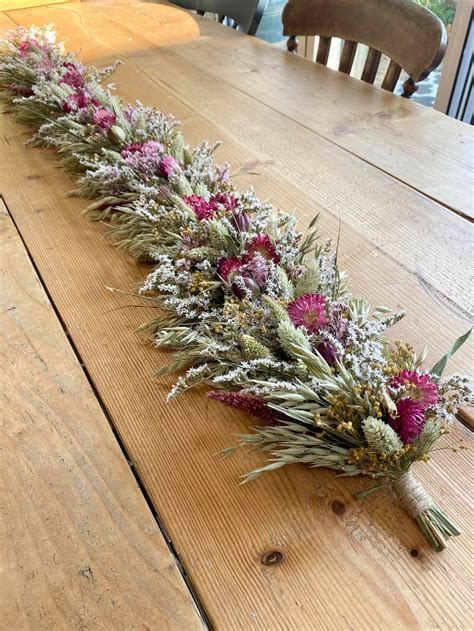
210, 192, 238, 210
217, 256, 242, 281
207, 391, 281, 425
63, 92, 99, 113
389, 399, 426, 444
159, 155, 179, 180
121, 140, 163, 157
184, 195, 216, 220
245, 234, 280, 263
121, 142, 145, 155
60, 68, 83, 88
391, 370, 438, 409
184, 192, 237, 220
92, 107, 116, 130
287, 293, 327, 333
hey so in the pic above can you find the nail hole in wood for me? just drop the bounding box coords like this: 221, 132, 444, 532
410, 549, 419, 558
331, 500, 346, 516
261, 550, 283, 566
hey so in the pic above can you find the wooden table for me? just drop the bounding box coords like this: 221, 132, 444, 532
1, 2, 473, 629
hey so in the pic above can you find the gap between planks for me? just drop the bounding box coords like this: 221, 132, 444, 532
0, 196, 210, 630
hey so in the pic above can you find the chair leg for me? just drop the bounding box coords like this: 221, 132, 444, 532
287, 35, 299, 54
402, 76, 418, 99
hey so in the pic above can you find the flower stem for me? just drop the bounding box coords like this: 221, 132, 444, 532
354, 482, 385, 500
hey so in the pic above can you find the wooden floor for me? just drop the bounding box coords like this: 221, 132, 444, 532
1, 2, 473, 629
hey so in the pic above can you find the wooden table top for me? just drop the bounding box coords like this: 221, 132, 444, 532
1, 2, 473, 629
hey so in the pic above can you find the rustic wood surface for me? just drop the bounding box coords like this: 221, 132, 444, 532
1, 3, 473, 629
0, 0, 66, 10
0, 201, 204, 629
95, 0, 472, 219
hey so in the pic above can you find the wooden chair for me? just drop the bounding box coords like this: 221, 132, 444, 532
282, 0, 447, 98
169, 0, 269, 36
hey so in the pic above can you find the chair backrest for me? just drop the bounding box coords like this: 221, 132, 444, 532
170, 0, 269, 35
282, 0, 447, 97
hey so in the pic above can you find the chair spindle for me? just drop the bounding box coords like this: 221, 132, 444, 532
316, 36, 331, 64
361, 47, 382, 84
339, 40, 357, 74
381, 59, 402, 92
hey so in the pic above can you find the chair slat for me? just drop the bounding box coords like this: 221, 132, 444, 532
316, 36, 331, 65
361, 47, 382, 84
339, 40, 357, 74
381, 59, 402, 91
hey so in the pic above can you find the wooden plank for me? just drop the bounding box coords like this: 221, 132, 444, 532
0, 201, 205, 629
148, 3, 472, 219
1, 4, 473, 628
0, 0, 66, 11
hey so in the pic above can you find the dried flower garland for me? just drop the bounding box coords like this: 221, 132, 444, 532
1, 26, 472, 552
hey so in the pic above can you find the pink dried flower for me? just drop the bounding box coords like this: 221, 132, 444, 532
389, 398, 426, 444
391, 370, 438, 409
245, 255, 269, 288
207, 391, 281, 425
328, 300, 348, 341
62, 92, 99, 113
4, 83, 33, 96
231, 211, 251, 232
245, 234, 280, 263
92, 107, 116, 130
121, 142, 145, 155
210, 192, 238, 210
316, 341, 338, 366
217, 256, 242, 281
60, 68, 83, 88
287, 293, 327, 334
18, 40, 36, 59
184, 195, 216, 220
159, 155, 179, 180
121, 140, 163, 157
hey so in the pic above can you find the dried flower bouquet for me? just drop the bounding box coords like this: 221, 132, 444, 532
1, 25, 472, 551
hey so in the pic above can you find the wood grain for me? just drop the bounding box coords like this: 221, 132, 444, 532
1, 3, 473, 629
0, 201, 205, 629
0, 0, 67, 10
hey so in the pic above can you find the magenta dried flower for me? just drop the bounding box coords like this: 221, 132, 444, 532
316, 341, 338, 366
61, 67, 84, 88
391, 370, 438, 409
231, 211, 251, 233
207, 391, 280, 425
389, 398, 426, 444
244, 234, 280, 263
210, 192, 238, 211
184, 194, 216, 220
217, 256, 242, 282
159, 155, 179, 180
92, 107, 116, 130
5, 83, 34, 97
287, 293, 327, 334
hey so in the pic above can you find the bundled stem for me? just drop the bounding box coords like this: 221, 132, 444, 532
390, 471, 461, 552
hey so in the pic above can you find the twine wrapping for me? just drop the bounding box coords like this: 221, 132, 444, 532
391, 471, 434, 518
